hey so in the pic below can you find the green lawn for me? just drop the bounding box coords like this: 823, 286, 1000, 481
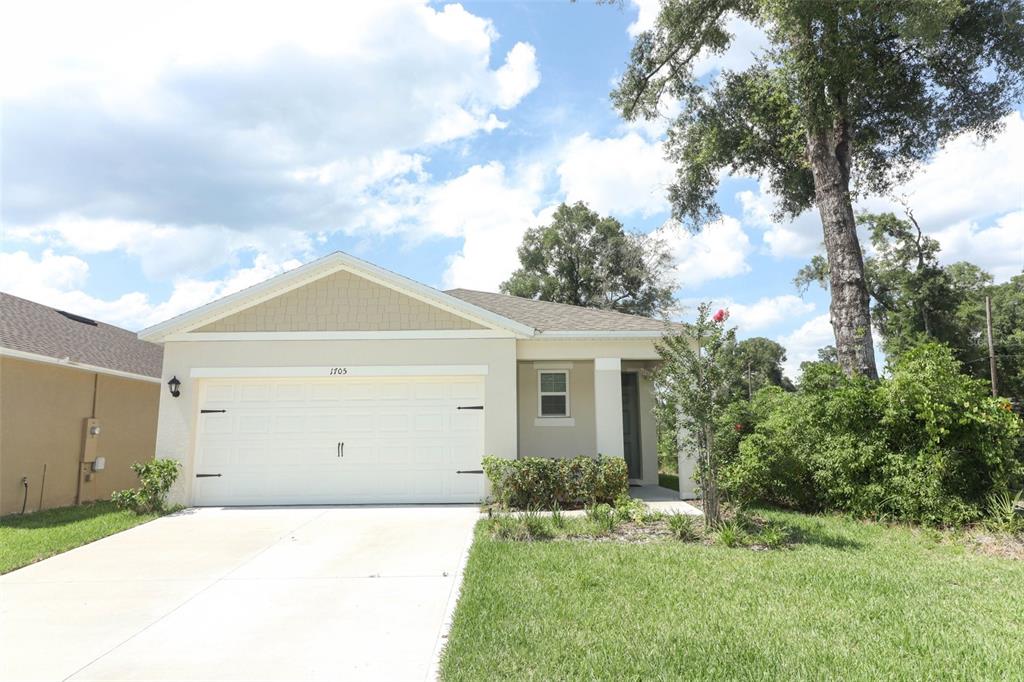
0, 501, 162, 574
440, 510, 1024, 681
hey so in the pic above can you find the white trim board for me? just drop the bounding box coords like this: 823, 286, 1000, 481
165, 329, 514, 342
138, 251, 535, 342
0, 347, 162, 384
189, 365, 490, 379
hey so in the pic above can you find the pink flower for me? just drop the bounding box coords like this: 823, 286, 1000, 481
734, 423, 743, 432
713, 308, 728, 323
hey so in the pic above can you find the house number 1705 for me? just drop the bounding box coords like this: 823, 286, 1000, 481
329, 367, 348, 375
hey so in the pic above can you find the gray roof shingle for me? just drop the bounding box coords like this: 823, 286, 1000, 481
445, 289, 679, 333
0, 293, 163, 379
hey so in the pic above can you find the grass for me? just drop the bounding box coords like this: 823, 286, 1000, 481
0, 501, 163, 573
440, 509, 1024, 681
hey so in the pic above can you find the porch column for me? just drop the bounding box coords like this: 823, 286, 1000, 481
594, 357, 624, 457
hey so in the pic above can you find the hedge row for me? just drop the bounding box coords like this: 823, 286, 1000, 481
482, 455, 629, 510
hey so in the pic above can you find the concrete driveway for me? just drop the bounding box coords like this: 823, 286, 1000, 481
0, 506, 480, 682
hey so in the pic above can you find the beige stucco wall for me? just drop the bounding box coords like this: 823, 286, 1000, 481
514, 355, 659, 486
197, 269, 484, 332
155, 337, 518, 506
517, 361, 597, 459
0, 357, 159, 515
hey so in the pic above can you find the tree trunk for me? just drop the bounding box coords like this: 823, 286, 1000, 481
702, 424, 721, 527
806, 125, 879, 379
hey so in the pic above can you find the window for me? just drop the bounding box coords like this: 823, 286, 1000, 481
538, 370, 569, 417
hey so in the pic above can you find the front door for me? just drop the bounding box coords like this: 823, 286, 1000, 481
621, 372, 642, 480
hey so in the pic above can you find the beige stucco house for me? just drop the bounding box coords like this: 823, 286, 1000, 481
0, 294, 163, 515
140, 252, 697, 507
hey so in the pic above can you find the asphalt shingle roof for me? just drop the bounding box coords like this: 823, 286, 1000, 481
0, 293, 163, 378
445, 288, 679, 333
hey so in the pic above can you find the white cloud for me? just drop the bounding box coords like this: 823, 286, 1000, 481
738, 112, 1024, 273
2, 0, 541, 234
930, 211, 1024, 282
776, 313, 834, 379
558, 133, 673, 217
725, 295, 816, 334
627, 0, 662, 38
0, 250, 301, 330
494, 43, 541, 109
657, 216, 753, 286
7, 216, 315, 280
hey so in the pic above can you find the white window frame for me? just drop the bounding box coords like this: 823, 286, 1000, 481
537, 369, 570, 418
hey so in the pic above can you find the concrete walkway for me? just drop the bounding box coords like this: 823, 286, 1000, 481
0, 505, 480, 682
630, 485, 703, 516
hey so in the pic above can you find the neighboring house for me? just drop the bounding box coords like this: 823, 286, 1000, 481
140, 252, 698, 507
0, 293, 163, 515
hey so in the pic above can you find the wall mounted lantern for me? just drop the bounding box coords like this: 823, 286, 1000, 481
168, 375, 181, 398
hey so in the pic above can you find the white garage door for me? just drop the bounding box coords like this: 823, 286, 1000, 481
192, 376, 485, 506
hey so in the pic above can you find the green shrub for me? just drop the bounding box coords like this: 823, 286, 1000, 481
667, 513, 701, 541
985, 490, 1023, 535
752, 521, 789, 549
717, 344, 1024, 526
715, 519, 748, 547
489, 510, 553, 541
586, 503, 617, 534
111, 458, 181, 514
482, 455, 628, 510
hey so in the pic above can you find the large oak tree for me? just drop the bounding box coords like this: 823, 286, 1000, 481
613, 0, 1024, 378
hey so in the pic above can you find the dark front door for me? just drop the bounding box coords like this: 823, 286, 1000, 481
621, 372, 642, 479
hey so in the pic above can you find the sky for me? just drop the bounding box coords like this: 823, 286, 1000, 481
2, 0, 1022, 378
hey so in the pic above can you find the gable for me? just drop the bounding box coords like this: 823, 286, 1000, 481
195, 269, 485, 333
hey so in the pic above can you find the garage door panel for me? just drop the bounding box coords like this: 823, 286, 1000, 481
193, 376, 485, 505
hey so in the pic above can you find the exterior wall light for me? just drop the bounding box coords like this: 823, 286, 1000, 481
168, 375, 181, 398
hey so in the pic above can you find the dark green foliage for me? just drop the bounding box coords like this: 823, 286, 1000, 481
614, 0, 1024, 377
500, 201, 674, 317
482, 456, 629, 510
798, 212, 1024, 396
725, 336, 795, 400
717, 344, 1024, 525
615, 0, 1024, 226
111, 458, 181, 514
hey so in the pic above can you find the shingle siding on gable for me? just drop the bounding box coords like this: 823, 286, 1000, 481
196, 269, 485, 332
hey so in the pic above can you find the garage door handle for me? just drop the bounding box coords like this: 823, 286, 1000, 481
456, 470, 483, 474
200, 409, 227, 414
457, 405, 483, 410
196, 473, 222, 478
337, 442, 344, 458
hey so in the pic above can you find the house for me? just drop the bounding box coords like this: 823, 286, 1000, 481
0, 293, 163, 515
139, 252, 697, 507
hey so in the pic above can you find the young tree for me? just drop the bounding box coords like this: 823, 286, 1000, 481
500, 201, 675, 317
614, 0, 1024, 378
653, 303, 735, 526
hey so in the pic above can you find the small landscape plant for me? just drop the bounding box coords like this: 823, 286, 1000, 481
715, 519, 748, 548
985, 490, 1023, 535
667, 513, 701, 542
586, 503, 617, 534
111, 458, 181, 514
